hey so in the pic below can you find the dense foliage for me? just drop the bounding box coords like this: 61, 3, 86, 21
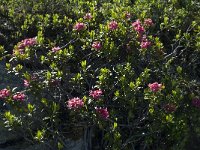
0, 0, 200, 149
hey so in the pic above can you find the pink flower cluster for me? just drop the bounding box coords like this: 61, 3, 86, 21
132, 20, 145, 34
84, 13, 92, 20
52, 46, 61, 53
95, 107, 109, 119
18, 38, 37, 49
108, 21, 118, 30
148, 82, 162, 92
14, 37, 37, 55
89, 89, 109, 119
192, 98, 200, 108
67, 88, 109, 119
92, 41, 101, 50
132, 19, 153, 49
0, 89, 10, 99
67, 97, 84, 109
13, 92, 26, 101
140, 36, 151, 49
89, 89, 103, 99
164, 103, 177, 113
144, 18, 154, 26
73, 22, 86, 31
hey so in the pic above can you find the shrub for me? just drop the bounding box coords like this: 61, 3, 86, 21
0, 0, 200, 149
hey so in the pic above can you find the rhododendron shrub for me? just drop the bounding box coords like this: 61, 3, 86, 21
0, 0, 200, 149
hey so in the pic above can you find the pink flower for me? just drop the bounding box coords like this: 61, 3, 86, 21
164, 103, 177, 113
0, 89, 10, 99
144, 18, 154, 26
148, 82, 162, 92
192, 98, 200, 108
108, 21, 118, 30
135, 25, 145, 34
73, 22, 86, 31
132, 20, 145, 34
140, 35, 151, 48
18, 38, 37, 49
13, 92, 26, 101
24, 80, 30, 87
95, 107, 109, 119
132, 19, 141, 27
84, 13, 92, 20
92, 41, 101, 50
13, 37, 37, 55
67, 97, 84, 109
140, 40, 151, 49
52, 46, 61, 53
89, 89, 103, 99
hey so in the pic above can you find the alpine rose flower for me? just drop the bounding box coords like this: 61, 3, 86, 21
92, 41, 101, 50
108, 21, 118, 30
67, 97, 84, 109
95, 107, 109, 119
14, 37, 37, 55
24, 79, 30, 87
84, 13, 92, 20
144, 18, 154, 26
148, 82, 162, 92
0, 89, 10, 99
52, 46, 61, 53
132, 20, 145, 34
132, 19, 141, 27
192, 98, 200, 108
73, 22, 86, 31
140, 35, 151, 48
18, 38, 37, 49
13, 92, 26, 101
89, 89, 103, 99
140, 40, 151, 49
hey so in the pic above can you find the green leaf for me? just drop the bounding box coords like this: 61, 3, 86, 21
164, 16, 169, 25
41, 98, 48, 106
149, 107, 154, 114
114, 90, 120, 97
23, 72, 31, 80
35, 129, 45, 141
113, 122, 118, 130
46, 71, 51, 80
176, 66, 182, 74
52, 102, 60, 113
6, 63, 11, 70
58, 142, 64, 150
28, 103, 34, 112
57, 70, 63, 77
129, 82, 135, 90
166, 114, 174, 123
81, 60, 87, 71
